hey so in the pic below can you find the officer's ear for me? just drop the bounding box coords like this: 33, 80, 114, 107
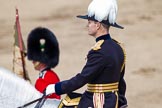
95, 21, 101, 30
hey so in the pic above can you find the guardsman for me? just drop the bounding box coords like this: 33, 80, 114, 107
45, 0, 127, 107
27, 27, 60, 99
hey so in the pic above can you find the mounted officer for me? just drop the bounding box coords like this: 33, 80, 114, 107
45, 0, 127, 107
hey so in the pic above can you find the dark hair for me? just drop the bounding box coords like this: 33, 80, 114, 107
101, 23, 110, 29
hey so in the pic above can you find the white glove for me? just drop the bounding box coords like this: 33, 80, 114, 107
45, 84, 55, 95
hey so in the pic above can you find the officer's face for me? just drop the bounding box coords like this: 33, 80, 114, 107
87, 20, 98, 36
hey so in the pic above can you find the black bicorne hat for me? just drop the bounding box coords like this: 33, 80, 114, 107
77, 15, 124, 29
27, 27, 59, 68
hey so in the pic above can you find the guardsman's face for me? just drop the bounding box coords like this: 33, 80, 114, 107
32, 61, 47, 71
32, 61, 41, 70
87, 20, 98, 36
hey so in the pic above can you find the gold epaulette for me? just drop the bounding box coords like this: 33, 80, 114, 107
92, 40, 104, 51
62, 96, 81, 106
87, 82, 119, 93
112, 38, 126, 72
58, 93, 81, 108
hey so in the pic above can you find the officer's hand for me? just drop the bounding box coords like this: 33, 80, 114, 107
45, 84, 55, 95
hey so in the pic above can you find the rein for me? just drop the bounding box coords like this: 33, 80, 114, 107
34, 94, 47, 108
18, 94, 48, 108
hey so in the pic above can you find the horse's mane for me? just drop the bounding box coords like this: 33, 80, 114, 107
0, 67, 60, 108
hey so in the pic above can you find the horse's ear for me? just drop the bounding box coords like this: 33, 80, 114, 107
58, 92, 82, 108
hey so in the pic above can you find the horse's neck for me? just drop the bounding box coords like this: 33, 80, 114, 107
0, 67, 60, 108
0, 67, 41, 107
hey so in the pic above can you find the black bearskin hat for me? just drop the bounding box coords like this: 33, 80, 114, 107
27, 27, 59, 68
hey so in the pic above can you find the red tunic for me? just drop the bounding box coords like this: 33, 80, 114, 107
35, 69, 60, 99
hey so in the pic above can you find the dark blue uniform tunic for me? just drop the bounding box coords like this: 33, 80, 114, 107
55, 34, 127, 108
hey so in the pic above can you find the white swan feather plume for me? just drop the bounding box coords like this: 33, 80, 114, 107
88, 0, 118, 24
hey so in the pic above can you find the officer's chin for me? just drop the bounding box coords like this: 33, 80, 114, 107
88, 32, 95, 37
